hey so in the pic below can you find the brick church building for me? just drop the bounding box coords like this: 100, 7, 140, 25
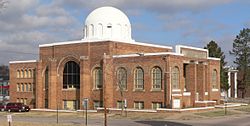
9, 6, 221, 110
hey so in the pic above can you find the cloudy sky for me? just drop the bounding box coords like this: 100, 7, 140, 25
0, 0, 249, 65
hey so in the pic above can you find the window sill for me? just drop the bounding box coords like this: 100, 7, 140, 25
62, 88, 78, 91
212, 89, 219, 92
115, 88, 128, 92
150, 89, 163, 92
183, 92, 191, 96
172, 89, 181, 92
133, 89, 145, 92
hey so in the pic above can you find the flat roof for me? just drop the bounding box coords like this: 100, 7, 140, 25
113, 52, 183, 58
39, 39, 173, 49
176, 45, 208, 53
9, 60, 37, 64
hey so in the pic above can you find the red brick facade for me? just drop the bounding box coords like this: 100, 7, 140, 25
9, 41, 221, 110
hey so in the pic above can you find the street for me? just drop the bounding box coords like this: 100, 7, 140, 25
0, 111, 249, 126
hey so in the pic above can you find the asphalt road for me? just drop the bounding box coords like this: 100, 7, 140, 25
179, 114, 250, 126
0, 113, 250, 126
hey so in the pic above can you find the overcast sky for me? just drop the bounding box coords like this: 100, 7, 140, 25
0, 0, 249, 65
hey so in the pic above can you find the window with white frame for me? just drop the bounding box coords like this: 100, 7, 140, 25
24, 98, 27, 105
212, 69, 217, 89
93, 67, 103, 89
28, 69, 32, 78
17, 70, 20, 78
17, 83, 20, 91
93, 100, 103, 109
134, 101, 144, 109
117, 101, 123, 109
152, 67, 162, 90
152, 102, 162, 109
29, 83, 32, 91
134, 67, 144, 90
25, 83, 28, 92
20, 70, 24, 78
24, 70, 28, 78
21, 83, 24, 92
172, 67, 180, 89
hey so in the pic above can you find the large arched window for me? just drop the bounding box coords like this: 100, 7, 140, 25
63, 61, 80, 89
172, 67, 180, 89
117, 67, 127, 90
152, 67, 162, 90
134, 67, 144, 90
212, 69, 217, 89
93, 67, 103, 89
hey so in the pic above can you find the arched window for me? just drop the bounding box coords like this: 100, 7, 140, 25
28, 69, 32, 78
63, 61, 80, 89
17, 70, 20, 78
107, 23, 112, 38
172, 67, 180, 89
25, 83, 28, 92
152, 67, 162, 89
124, 25, 129, 39
117, 67, 127, 90
21, 83, 24, 92
89, 24, 94, 37
134, 67, 144, 90
85, 25, 88, 37
97, 23, 103, 38
116, 24, 122, 38
84, 25, 87, 37
17, 83, 20, 91
29, 83, 33, 91
212, 69, 217, 89
93, 67, 102, 89
21, 70, 23, 78
24, 70, 28, 78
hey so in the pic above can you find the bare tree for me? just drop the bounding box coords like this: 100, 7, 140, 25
0, 65, 9, 77
117, 69, 127, 116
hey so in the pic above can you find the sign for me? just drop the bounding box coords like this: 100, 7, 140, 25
124, 99, 127, 108
172, 99, 181, 109
82, 98, 88, 109
7, 114, 12, 122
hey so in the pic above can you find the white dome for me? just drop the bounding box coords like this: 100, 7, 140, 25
83, 6, 133, 42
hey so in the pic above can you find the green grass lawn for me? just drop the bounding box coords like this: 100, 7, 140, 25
1, 122, 81, 126
234, 105, 250, 113
195, 109, 238, 117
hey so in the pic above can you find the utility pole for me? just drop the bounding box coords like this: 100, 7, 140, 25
103, 53, 107, 126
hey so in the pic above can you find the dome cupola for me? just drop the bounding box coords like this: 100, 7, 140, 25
83, 6, 133, 42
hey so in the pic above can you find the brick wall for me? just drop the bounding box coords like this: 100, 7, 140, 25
10, 41, 221, 110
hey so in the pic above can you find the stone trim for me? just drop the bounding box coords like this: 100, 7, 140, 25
9, 60, 37, 64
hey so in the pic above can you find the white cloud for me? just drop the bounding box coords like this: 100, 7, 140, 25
54, 0, 235, 14
0, 0, 82, 64
0, 0, 247, 65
